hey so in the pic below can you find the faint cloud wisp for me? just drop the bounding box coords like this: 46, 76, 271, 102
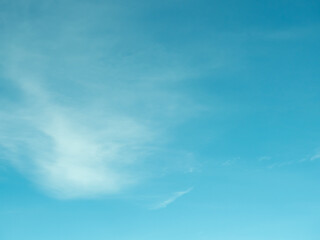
151, 188, 193, 210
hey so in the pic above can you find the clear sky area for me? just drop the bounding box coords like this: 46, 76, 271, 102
1, 0, 320, 239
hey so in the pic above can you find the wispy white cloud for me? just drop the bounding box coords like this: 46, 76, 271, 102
151, 188, 193, 210
265, 151, 320, 169
310, 154, 320, 161
0, 1, 208, 199
0, 80, 156, 198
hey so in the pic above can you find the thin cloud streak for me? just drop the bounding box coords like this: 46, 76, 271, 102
310, 154, 320, 161
151, 187, 193, 210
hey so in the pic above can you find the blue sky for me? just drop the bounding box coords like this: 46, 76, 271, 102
1, 0, 320, 239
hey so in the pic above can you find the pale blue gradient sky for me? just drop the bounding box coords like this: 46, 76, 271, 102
1, 0, 320, 239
